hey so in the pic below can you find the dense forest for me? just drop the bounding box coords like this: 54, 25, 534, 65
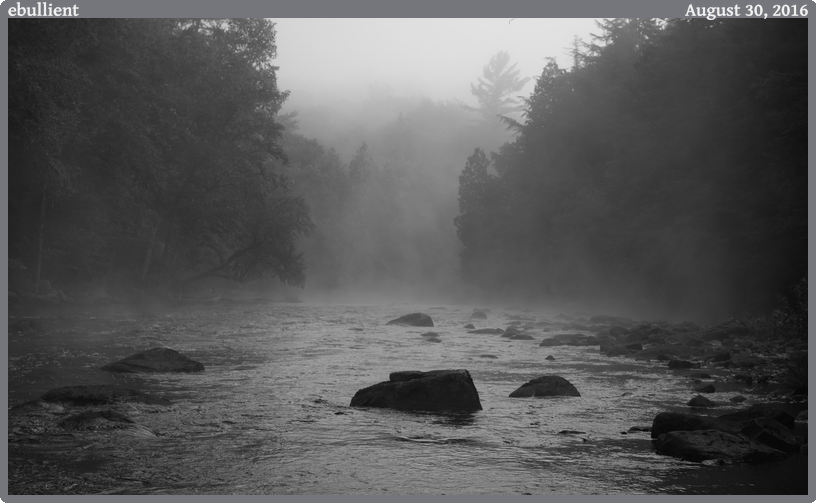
9, 19, 313, 300
455, 19, 807, 319
7, 18, 807, 321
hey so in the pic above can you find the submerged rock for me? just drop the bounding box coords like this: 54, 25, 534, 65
350, 369, 482, 411
470, 310, 488, 319
386, 313, 434, 327
509, 375, 580, 398
654, 429, 786, 463
101, 347, 205, 373
59, 409, 134, 430
58, 410, 157, 438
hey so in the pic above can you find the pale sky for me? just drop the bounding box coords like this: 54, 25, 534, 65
271, 18, 602, 107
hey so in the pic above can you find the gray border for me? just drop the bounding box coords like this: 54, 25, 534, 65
4, 0, 813, 18
3, 0, 813, 502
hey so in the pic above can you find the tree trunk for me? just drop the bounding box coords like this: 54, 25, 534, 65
33, 179, 47, 294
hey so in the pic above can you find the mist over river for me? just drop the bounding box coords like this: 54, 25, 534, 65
7, 302, 807, 495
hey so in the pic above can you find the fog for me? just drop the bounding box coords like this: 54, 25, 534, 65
270, 18, 603, 308
9, 18, 805, 324
274, 19, 600, 107
264, 18, 807, 322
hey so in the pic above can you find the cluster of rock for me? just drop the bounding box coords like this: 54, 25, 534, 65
9, 348, 204, 446
9, 385, 173, 442
650, 405, 807, 463
350, 370, 581, 412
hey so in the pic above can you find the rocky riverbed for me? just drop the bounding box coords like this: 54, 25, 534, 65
7, 300, 809, 495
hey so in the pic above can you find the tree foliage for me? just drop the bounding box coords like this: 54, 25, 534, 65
455, 19, 807, 318
467, 51, 531, 125
8, 19, 313, 295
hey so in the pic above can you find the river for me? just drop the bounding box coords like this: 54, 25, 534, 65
6, 301, 808, 495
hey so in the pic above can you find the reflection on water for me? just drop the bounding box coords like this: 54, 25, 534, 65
7, 303, 807, 495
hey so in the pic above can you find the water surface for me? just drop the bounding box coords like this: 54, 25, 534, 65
7, 302, 807, 495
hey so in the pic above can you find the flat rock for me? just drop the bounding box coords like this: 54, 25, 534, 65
509, 375, 580, 398
386, 313, 434, 327
39, 385, 173, 406
668, 359, 698, 369
651, 412, 742, 438
509, 334, 535, 340
350, 369, 482, 411
688, 372, 712, 379
654, 429, 787, 463
468, 328, 504, 335
101, 347, 204, 373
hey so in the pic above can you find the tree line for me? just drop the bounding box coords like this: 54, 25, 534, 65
9, 19, 312, 297
8, 18, 514, 301
455, 19, 807, 319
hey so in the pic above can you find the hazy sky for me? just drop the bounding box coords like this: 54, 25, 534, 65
272, 18, 602, 107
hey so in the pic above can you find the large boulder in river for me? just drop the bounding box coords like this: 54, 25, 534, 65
350, 369, 481, 411
101, 347, 204, 373
386, 313, 434, 327
654, 430, 787, 463
509, 375, 580, 398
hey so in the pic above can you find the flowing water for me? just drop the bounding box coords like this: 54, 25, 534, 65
7, 302, 808, 495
